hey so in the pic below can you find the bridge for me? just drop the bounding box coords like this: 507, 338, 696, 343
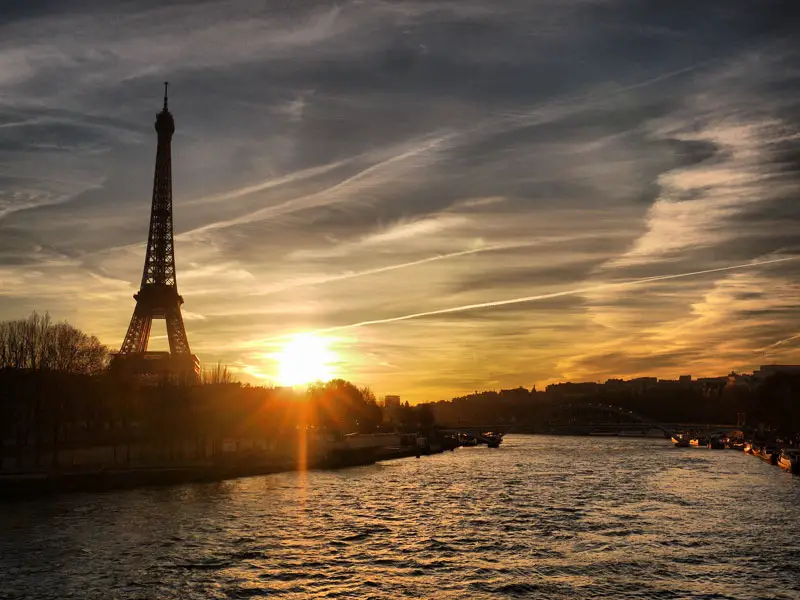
541, 403, 674, 436
441, 404, 741, 438
541, 403, 743, 437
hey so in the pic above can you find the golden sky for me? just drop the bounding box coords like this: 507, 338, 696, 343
1, 2, 799, 402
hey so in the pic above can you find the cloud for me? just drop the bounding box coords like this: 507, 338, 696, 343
249, 257, 797, 342
0, 1, 799, 401
360, 215, 467, 245
176, 131, 454, 240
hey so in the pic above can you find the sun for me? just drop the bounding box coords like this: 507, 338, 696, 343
276, 334, 337, 386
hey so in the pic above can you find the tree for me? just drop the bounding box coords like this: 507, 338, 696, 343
202, 362, 235, 385
0, 313, 110, 470
415, 404, 436, 429
0, 312, 108, 373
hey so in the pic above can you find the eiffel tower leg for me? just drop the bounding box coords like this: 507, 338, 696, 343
165, 305, 191, 356
120, 311, 152, 354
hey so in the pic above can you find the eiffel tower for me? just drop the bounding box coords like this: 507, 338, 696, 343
112, 83, 199, 380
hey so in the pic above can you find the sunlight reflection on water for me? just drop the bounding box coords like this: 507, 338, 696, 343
2, 436, 800, 599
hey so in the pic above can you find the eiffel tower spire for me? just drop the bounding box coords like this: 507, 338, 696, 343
113, 84, 198, 380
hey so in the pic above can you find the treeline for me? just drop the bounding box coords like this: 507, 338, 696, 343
423, 377, 800, 435
0, 312, 107, 373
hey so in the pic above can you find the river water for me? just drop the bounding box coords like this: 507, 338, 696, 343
2, 435, 800, 599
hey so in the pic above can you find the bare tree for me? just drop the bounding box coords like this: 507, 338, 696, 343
202, 362, 235, 385
0, 312, 108, 374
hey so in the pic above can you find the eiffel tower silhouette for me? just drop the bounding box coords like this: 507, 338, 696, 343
112, 83, 199, 380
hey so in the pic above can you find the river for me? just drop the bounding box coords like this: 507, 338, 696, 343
2, 435, 799, 599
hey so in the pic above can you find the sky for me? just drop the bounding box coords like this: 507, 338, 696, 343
1, 1, 800, 402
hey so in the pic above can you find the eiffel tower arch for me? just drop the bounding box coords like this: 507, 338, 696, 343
111, 84, 199, 381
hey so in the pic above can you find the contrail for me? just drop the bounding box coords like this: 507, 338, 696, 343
265, 256, 797, 340
762, 333, 800, 352
184, 159, 350, 207
179, 133, 453, 239
248, 246, 510, 296
246, 239, 580, 297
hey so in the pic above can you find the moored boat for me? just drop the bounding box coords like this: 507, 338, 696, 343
707, 435, 726, 449
458, 434, 478, 447
757, 445, 779, 465
482, 432, 504, 448
671, 434, 690, 447
777, 449, 800, 474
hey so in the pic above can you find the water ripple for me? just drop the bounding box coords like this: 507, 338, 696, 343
2, 436, 800, 599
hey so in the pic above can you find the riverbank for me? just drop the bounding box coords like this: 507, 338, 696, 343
0, 445, 429, 499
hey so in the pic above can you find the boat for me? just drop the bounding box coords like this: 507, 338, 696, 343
671, 434, 690, 447
441, 435, 459, 452
707, 435, 726, 450
777, 449, 800, 474
458, 434, 478, 447
726, 431, 745, 450
689, 437, 708, 448
482, 433, 504, 448
757, 446, 779, 465
744, 442, 754, 455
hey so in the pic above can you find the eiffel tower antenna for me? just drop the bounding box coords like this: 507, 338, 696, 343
112, 84, 199, 380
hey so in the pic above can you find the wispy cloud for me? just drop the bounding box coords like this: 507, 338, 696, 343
253, 257, 797, 340
177, 132, 454, 240
255, 240, 567, 297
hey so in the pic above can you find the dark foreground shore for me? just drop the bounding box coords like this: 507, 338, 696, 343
0, 446, 426, 499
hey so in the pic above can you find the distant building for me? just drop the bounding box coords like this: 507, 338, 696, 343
679, 375, 692, 384
544, 382, 600, 398
753, 365, 800, 380
696, 376, 728, 397
383, 395, 402, 423
728, 372, 757, 390
628, 377, 657, 393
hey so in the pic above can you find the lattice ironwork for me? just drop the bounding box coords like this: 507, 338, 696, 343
115, 84, 197, 378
